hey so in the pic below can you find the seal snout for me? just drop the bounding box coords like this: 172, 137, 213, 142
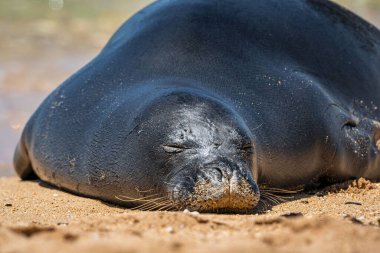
172, 162, 260, 213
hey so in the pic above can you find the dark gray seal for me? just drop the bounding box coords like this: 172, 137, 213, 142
14, 0, 380, 212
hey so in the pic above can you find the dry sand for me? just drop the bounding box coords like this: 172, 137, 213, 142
0, 176, 379, 253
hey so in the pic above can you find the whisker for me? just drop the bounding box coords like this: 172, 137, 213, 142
260, 200, 269, 210
115, 193, 162, 202
131, 201, 158, 210
262, 196, 279, 205
135, 188, 155, 193
255, 199, 267, 212
130, 196, 175, 211
261, 193, 281, 205
129, 197, 169, 210
262, 192, 290, 202
156, 202, 175, 211
261, 191, 283, 199
138, 205, 159, 211
136, 201, 163, 211
259, 199, 271, 212
142, 200, 172, 211
267, 194, 294, 200
260, 187, 302, 194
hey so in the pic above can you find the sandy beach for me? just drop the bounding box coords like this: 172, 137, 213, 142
1, 176, 379, 253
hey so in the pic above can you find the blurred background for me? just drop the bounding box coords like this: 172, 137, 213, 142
0, 0, 379, 176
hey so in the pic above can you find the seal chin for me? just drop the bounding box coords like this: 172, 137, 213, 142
168, 167, 260, 213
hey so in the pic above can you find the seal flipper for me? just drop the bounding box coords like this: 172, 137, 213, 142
334, 114, 380, 180
13, 141, 38, 180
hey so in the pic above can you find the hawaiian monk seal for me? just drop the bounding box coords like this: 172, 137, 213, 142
14, 0, 380, 212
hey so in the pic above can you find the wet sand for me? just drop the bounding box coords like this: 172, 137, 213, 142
1, 176, 379, 253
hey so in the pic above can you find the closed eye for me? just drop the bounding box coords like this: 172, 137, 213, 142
239, 144, 254, 153
161, 144, 189, 153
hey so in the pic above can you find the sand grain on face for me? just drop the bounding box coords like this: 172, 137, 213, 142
0, 177, 380, 253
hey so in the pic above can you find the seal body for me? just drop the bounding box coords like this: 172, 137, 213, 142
14, 0, 380, 212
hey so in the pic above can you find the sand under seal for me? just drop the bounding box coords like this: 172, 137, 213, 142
0, 176, 379, 253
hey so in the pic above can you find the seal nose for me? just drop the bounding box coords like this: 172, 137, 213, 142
189, 163, 259, 212
203, 161, 242, 184
204, 166, 224, 182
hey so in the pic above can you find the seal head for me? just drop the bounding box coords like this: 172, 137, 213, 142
130, 89, 260, 212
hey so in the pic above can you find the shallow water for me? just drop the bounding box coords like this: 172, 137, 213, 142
0, 0, 379, 176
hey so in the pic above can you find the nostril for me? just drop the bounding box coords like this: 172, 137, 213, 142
207, 167, 223, 182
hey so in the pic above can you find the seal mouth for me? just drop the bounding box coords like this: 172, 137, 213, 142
168, 168, 260, 213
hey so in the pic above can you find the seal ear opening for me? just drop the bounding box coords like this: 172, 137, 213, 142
13, 141, 38, 180
342, 118, 358, 129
